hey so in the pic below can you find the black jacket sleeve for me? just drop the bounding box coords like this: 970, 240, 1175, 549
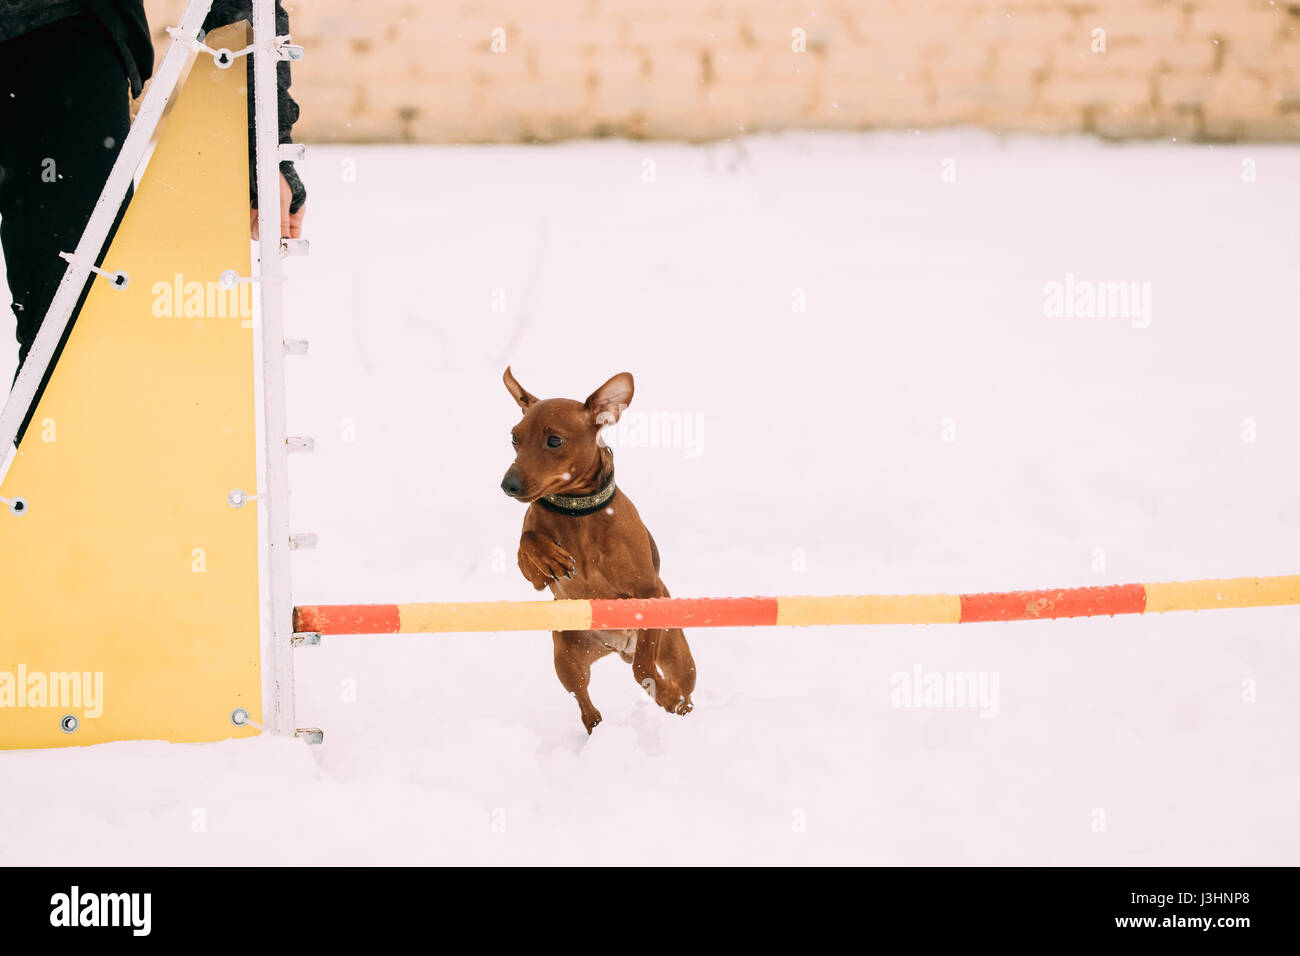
82, 0, 154, 97
203, 0, 305, 213
76, 1, 305, 213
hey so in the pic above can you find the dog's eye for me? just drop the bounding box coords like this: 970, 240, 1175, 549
547, 435, 565, 448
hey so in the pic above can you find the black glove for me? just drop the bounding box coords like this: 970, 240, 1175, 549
249, 159, 307, 216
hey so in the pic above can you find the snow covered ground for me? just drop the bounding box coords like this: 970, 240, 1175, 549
3, 130, 1299, 865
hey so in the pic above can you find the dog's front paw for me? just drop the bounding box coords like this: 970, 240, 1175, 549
520, 564, 552, 590
518, 531, 576, 587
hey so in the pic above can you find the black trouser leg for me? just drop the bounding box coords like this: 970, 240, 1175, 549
0, 13, 131, 444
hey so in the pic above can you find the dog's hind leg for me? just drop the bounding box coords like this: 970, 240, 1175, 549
657, 628, 696, 714
554, 631, 612, 734
632, 628, 695, 716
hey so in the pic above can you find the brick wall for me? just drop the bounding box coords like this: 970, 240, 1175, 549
143, 1, 1300, 142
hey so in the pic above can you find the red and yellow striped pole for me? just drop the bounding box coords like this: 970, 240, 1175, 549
293, 574, 1300, 636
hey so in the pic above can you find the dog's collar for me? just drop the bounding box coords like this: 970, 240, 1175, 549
537, 471, 616, 516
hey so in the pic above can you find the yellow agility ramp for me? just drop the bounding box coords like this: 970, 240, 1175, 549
0, 23, 262, 748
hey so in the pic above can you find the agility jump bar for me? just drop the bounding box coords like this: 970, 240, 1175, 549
293, 574, 1300, 636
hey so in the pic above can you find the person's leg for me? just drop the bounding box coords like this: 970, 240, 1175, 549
0, 14, 132, 441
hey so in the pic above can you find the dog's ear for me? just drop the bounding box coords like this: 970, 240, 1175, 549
503, 366, 539, 412
585, 372, 634, 426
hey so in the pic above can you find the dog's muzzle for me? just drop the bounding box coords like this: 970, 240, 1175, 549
500, 472, 524, 498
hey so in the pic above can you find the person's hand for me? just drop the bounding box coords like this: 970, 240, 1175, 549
250, 171, 306, 240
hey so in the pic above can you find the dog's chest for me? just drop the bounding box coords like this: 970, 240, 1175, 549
550, 563, 622, 600
594, 629, 637, 657
549, 574, 638, 658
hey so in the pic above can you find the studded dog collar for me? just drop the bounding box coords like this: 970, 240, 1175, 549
538, 470, 616, 516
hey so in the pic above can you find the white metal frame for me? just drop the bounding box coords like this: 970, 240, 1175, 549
0, 0, 298, 737
251, 0, 295, 736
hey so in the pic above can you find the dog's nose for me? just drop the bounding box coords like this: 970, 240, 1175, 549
501, 473, 523, 497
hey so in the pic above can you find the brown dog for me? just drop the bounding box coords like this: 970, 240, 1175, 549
500, 368, 696, 733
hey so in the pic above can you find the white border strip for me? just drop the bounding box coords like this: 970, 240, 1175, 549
252, 0, 295, 735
